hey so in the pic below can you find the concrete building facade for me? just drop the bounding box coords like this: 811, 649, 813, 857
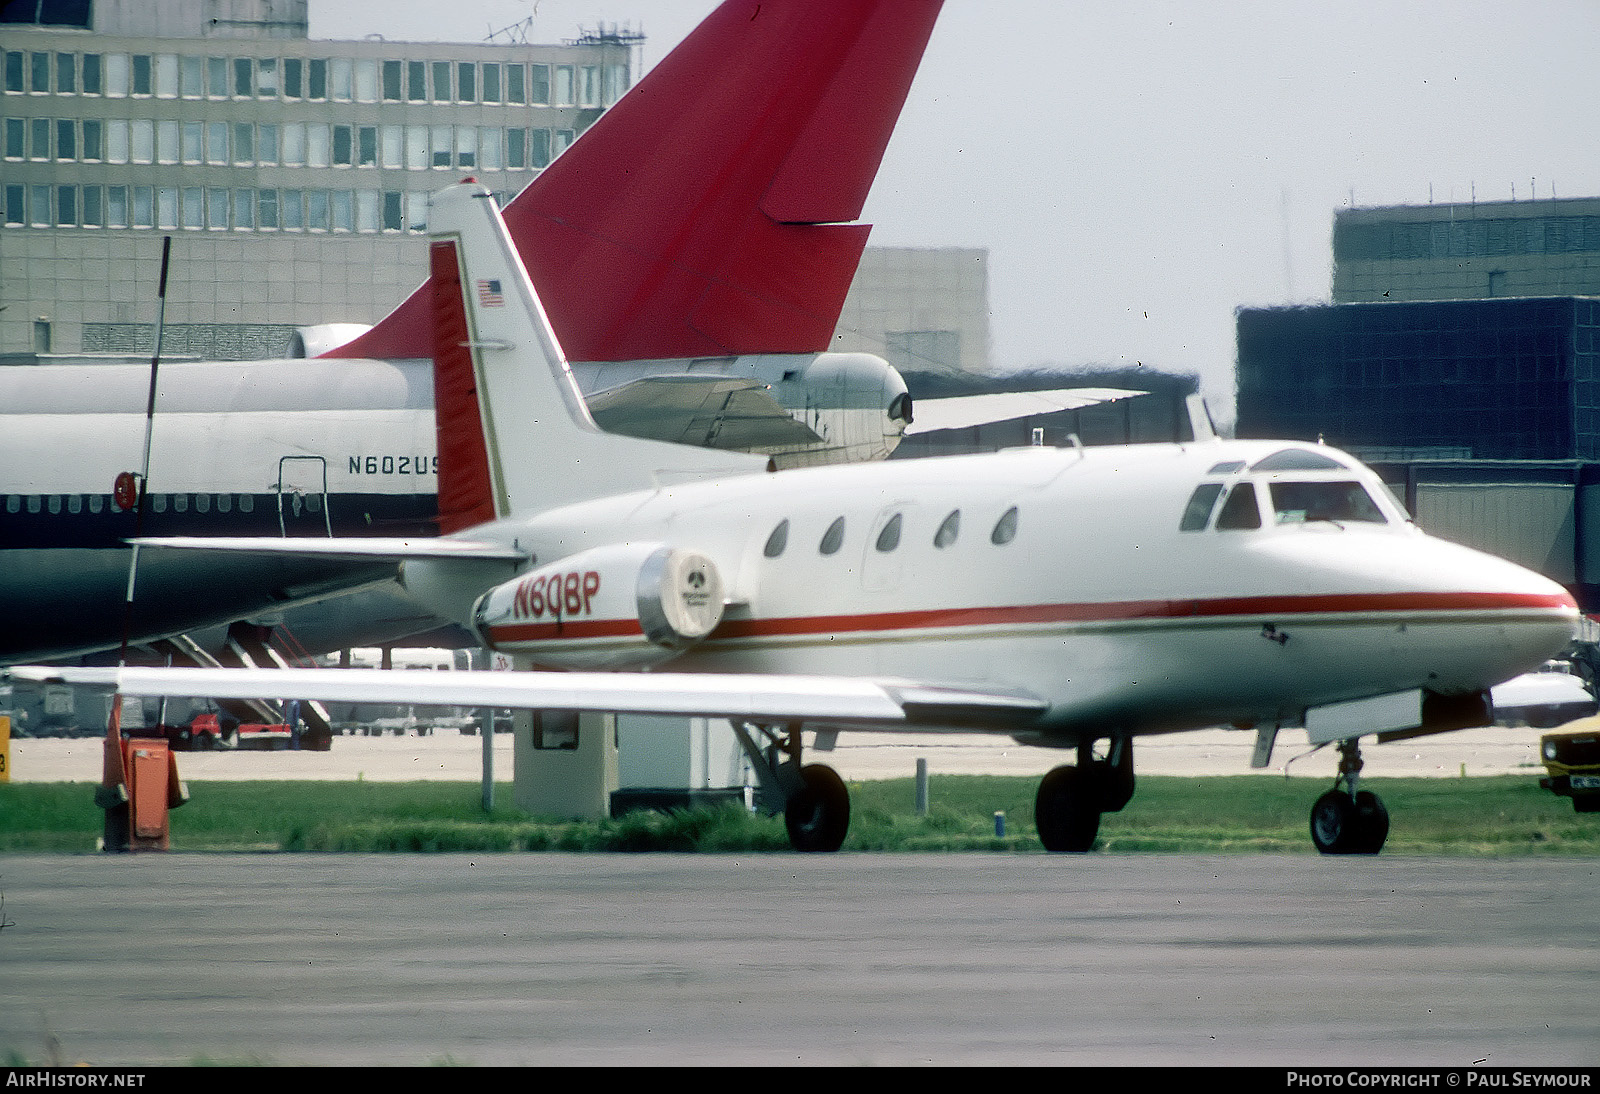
1333, 196, 1600, 305
1, 0, 630, 358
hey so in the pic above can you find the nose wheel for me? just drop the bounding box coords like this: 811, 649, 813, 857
1310, 739, 1389, 854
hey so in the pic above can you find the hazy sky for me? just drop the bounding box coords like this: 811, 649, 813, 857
314, 1, 1600, 416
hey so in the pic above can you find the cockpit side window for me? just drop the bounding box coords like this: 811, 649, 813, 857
1179, 483, 1225, 531
1270, 481, 1387, 525
1214, 482, 1262, 530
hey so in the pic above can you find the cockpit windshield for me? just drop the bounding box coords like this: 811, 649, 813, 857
1269, 481, 1386, 525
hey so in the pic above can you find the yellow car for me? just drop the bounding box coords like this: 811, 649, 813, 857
1540, 717, 1600, 813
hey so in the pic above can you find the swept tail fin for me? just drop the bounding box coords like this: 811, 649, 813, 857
326, 0, 943, 364
428, 182, 765, 532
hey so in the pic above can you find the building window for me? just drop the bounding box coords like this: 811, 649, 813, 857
529, 128, 550, 168
281, 189, 303, 230
455, 125, 475, 168
81, 53, 100, 95
406, 60, 425, 102
354, 59, 377, 102
5, 118, 23, 159
30, 117, 49, 159
54, 118, 74, 160
431, 61, 449, 102
207, 187, 228, 229
207, 56, 227, 98
481, 62, 501, 103
181, 186, 203, 229
330, 57, 352, 101
257, 188, 277, 229
81, 118, 100, 160
382, 191, 403, 232
5, 184, 24, 225
332, 124, 352, 166
457, 61, 476, 102
307, 189, 329, 230
307, 58, 327, 100
357, 125, 376, 166
282, 122, 305, 166
232, 188, 253, 229
31, 50, 50, 93
554, 65, 573, 106
529, 64, 549, 105
331, 189, 352, 232
479, 126, 501, 170
431, 125, 451, 167
256, 58, 278, 97
130, 54, 151, 96
5, 51, 23, 93
180, 55, 202, 97
356, 190, 378, 232
380, 125, 401, 168
282, 58, 302, 99
381, 59, 401, 101
507, 63, 526, 104
233, 122, 253, 164
205, 121, 227, 164
130, 119, 153, 163
258, 123, 278, 165
156, 119, 177, 163
56, 52, 76, 94
155, 54, 177, 97
181, 121, 201, 163
233, 57, 253, 97
106, 185, 127, 228
506, 127, 525, 169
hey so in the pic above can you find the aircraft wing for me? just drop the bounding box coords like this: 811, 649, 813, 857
10, 666, 1047, 731
130, 537, 527, 563
905, 388, 1146, 436
587, 375, 822, 450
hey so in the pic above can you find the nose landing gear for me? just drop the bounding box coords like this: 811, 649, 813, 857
1309, 738, 1390, 854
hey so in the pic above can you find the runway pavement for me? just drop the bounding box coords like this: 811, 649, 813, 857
5, 722, 1552, 784
0, 853, 1594, 1066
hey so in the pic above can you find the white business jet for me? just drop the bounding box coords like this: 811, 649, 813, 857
19, 182, 1579, 854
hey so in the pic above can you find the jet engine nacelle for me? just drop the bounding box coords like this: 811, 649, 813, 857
473, 543, 725, 669
288, 323, 375, 358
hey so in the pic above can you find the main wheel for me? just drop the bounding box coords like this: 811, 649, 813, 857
1035, 765, 1102, 852
1311, 789, 1388, 854
784, 764, 850, 852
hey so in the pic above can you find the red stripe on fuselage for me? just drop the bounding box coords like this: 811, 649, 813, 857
483, 590, 1575, 647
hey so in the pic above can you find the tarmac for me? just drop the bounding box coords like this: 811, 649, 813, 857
4, 722, 1553, 784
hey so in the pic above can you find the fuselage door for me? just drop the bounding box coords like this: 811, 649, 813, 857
277, 455, 331, 537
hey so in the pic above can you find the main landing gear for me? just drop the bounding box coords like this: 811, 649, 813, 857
1309, 738, 1390, 855
731, 721, 851, 852
1035, 737, 1135, 853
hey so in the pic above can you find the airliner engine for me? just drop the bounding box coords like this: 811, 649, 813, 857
473, 543, 725, 669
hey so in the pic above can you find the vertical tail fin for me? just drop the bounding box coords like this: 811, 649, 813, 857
428, 182, 765, 532
326, 0, 943, 364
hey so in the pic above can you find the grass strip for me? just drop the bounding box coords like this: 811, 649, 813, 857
1, 774, 1595, 854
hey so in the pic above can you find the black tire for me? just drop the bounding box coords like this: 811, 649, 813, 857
1573, 795, 1600, 814
784, 764, 850, 852
1310, 789, 1356, 854
1311, 789, 1388, 854
1350, 790, 1389, 853
1035, 765, 1101, 852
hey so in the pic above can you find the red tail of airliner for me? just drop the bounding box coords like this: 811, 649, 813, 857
329, 0, 943, 365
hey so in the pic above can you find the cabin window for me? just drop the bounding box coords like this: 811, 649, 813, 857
1270, 481, 1386, 525
875, 513, 903, 553
1207, 460, 1245, 475
1179, 483, 1225, 531
763, 519, 789, 558
934, 509, 960, 548
991, 506, 1019, 545
819, 517, 845, 556
1214, 483, 1261, 530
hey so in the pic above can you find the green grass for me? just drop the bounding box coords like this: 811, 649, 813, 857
1, 774, 1595, 854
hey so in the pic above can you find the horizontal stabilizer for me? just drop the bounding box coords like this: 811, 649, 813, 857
588, 375, 822, 449
905, 388, 1146, 436
8, 666, 1046, 731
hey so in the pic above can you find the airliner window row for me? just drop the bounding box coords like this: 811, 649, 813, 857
5, 184, 516, 233
3, 116, 566, 172
762, 507, 1020, 559
5, 493, 265, 516
4, 51, 628, 109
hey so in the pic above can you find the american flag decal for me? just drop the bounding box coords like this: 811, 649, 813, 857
476, 279, 504, 307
